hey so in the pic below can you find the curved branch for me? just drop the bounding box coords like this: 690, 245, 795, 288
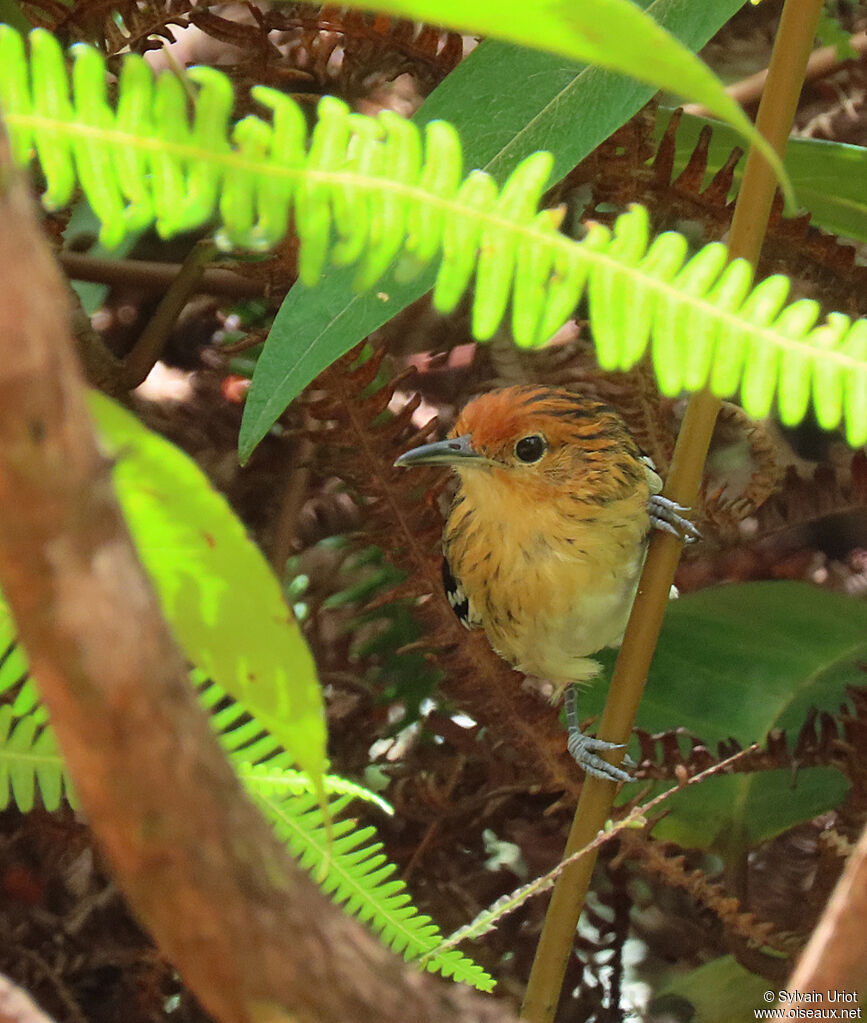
0, 131, 513, 1023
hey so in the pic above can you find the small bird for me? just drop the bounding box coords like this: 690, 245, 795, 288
394, 385, 698, 782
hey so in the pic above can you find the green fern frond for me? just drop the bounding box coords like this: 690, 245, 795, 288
587, 211, 867, 443
0, 643, 488, 987
237, 760, 394, 817
0, 705, 75, 811
245, 764, 494, 990
202, 673, 486, 983
196, 671, 394, 815
0, 624, 46, 724
194, 669, 289, 765
1, 26, 866, 445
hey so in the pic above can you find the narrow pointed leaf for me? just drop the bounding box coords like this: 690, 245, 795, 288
239, 0, 748, 459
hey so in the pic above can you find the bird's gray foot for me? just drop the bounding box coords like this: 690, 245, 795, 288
649, 494, 701, 543
565, 686, 632, 783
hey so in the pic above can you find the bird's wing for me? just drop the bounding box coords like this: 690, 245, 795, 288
441, 555, 478, 630
638, 453, 663, 495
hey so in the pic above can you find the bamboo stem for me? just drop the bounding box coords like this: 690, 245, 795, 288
521, 1, 823, 1018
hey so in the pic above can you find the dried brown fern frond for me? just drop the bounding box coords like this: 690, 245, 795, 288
187, 3, 463, 101
834, 686, 867, 830
298, 5, 464, 95
619, 690, 867, 964
23, 0, 462, 105
698, 403, 784, 537
21, 0, 197, 54
744, 452, 867, 544
740, 687, 867, 949
558, 105, 867, 320
694, 448, 867, 558
306, 347, 581, 796
633, 699, 850, 777
618, 827, 800, 959
747, 820, 846, 942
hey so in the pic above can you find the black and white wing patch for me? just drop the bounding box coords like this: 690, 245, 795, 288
441, 555, 473, 630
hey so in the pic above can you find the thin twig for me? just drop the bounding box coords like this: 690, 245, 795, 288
59, 251, 267, 299
422, 746, 756, 964
685, 30, 867, 116
120, 239, 218, 389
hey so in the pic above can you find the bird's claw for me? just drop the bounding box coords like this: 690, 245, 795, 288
564, 685, 632, 783
649, 495, 701, 544
567, 729, 632, 783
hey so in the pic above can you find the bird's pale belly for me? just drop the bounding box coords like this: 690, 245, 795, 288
467, 539, 647, 700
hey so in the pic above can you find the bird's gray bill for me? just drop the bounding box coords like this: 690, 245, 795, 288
394, 434, 483, 468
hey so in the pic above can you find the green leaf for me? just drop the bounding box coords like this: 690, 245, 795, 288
591, 581, 867, 744
325, 0, 787, 187
6, 30, 857, 455
239, 0, 748, 460
648, 768, 848, 851
417, 0, 748, 185
0, 598, 490, 989
249, 770, 495, 990
88, 392, 328, 785
0, 0, 31, 33
655, 955, 774, 1023
0, 603, 45, 722
657, 108, 867, 244
0, 705, 74, 811
585, 582, 865, 849
235, 761, 395, 818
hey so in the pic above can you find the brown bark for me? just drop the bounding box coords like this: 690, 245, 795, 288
778, 820, 867, 1017
0, 136, 514, 1022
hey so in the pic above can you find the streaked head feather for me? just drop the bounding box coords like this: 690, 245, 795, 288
449, 386, 646, 503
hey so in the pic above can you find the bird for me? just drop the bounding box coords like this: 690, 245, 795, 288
394, 384, 699, 782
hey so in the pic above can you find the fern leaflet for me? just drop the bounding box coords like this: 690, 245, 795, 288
0, 615, 71, 809
245, 765, 494, 990
197, 671, 394, 815
0, 630, 46, 723
1, 26, 865, 444
0, 706, 74, 811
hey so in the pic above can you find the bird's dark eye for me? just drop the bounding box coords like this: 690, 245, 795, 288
514, 434, 547, 463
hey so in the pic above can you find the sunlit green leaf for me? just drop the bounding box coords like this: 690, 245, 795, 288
656, 955, 774, 1023
322, 0, 787, 188
88, 392, 327, 786
648, 768, 848, 852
